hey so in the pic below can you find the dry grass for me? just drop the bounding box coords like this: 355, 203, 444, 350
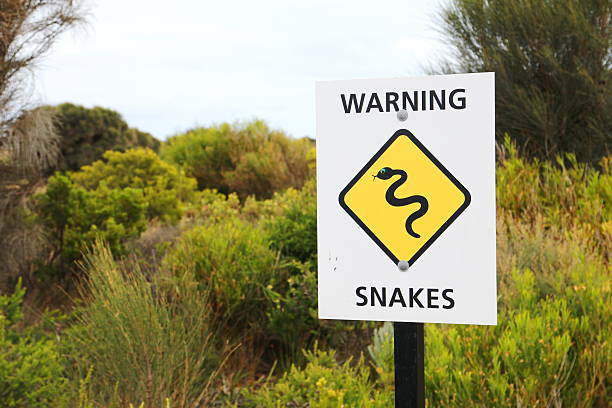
66, 242, 229, 408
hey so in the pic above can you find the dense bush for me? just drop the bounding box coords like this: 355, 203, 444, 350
367, 322, 394, 388
242, 347, 393, 407
497, 137, 611, 251
265, 263, 319, 360
0, 280, 68, 408
35, 149, 197, 274
36, 173, 148, 268
161, 120, 314, 199
161, 124, 232, 192
438, 0, 611, 163
162, 216, 279, 336
47, 103, 160, 171
71, 148, 196, 222
264, 180, 317, 264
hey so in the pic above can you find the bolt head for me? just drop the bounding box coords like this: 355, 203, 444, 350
397, 110, 408, 121
397, 260, 409, 271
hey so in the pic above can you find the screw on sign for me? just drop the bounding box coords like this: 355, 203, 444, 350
397, 109, 408, 121
316, 73, 496, 408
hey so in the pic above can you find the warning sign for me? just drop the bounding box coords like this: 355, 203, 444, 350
316, 72, 496, 325
339, 129, 470, 266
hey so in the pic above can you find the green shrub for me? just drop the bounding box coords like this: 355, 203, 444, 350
196, 190, 244, 224
36, 173, 148, 269
161, 120, 314, 199
35, 149, 198, 274
369, 284, 608, 407
167, 180, 380, 370
47, 103, 160, 171
66, 243, 220, 408
424, 266, 609, 407
242, 347, 392, 407
264, 180, 317, 263
0, 280, 68, 408
265, 263, 319, 360
162, 216, 279, 335
367, 322, 394, 387
497, 137, 611, 252
72, 148, 197, 222
160, 124, 232, 192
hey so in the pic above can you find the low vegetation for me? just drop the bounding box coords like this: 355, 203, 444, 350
0, 133, 608, 406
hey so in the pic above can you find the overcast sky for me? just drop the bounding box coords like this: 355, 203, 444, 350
36, 0, 447, 140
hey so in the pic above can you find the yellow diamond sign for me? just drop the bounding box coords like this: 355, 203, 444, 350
339, 129, 471, 266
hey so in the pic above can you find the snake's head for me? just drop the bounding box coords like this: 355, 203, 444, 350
373, 167, 393, 180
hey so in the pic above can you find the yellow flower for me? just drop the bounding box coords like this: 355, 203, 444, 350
316, 377, 327, 388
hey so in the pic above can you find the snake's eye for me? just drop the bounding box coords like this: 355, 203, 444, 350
379, 168, 386, 174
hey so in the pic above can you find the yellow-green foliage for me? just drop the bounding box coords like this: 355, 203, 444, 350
369, 265, 608, 407
161, 125, 231, 192
0, 280, 68, 408
172, 185, 351, 367
367, 322, 394, 388
242, 347, 393, 407
265, 264, 320, 362
497, 136, 611, 252
424, 273, 607, 406
161, 120, 314, 199
19, 131, 611, 407
72, 148, 197, 222
162, 215, 279, 333
36, 173, 148, 264
35, 149, 198, 272
263, 180, 317, 263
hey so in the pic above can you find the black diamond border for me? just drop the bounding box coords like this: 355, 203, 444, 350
338, 129, 471, 266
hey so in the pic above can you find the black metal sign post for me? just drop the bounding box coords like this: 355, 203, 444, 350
393, 322, 425, 408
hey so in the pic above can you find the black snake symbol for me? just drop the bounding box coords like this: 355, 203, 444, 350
373, 167, 428, 238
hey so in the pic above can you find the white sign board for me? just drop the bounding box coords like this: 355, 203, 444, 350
316, 73, 496, 325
